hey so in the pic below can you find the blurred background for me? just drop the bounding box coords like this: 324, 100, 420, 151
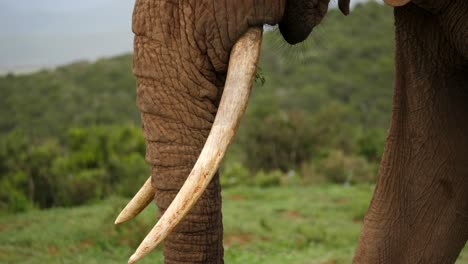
0, 1, 466, 263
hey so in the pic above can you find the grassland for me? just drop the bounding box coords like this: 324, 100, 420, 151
1, 184, 467, 263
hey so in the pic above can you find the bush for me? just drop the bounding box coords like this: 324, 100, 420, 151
221, 161, 284, 188
239, 109, 315, 172
220, 161, 251, 188
314, 149, 376, 184
300, 161, 325, 185
51, 168, 107, 206
357, 128, 385, 162
252, 170, 282, 187
0, 175, 31, 212
112, 153, 150, 197
0, 125, 148, 211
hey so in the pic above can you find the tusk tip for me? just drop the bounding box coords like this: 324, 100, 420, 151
114, 213, 128, 225
114, 176, 155, 225
128, 254, 140, 264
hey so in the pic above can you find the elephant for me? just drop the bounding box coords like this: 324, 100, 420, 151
113, 0, 468, 263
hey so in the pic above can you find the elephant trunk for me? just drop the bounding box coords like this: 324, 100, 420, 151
126, 27, 263, 263
131, 38, 224, 262
122, 4, 226, 260
119, 27, 264, 264
115, 0, 272, 262
116, 2, 267, 260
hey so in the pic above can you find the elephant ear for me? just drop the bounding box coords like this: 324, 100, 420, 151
383, 0, 411, 7
338, 0, 350, 15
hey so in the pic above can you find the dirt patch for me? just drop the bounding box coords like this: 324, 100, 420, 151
284, 210, 304, 219
352, 215, 364, 223
321, 260, 337, 264
48, 245, 59, 256
67, 239, 93, 253
334, 198, 348, 205
0, 248, 11, 257
226, 194, 245, 201
224, 233, 253, 246
78, 239, 93, 249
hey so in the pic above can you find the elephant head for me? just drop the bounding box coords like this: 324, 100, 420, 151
113, 0, 350, 263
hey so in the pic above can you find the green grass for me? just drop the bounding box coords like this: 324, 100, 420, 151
0, 185, 467, 263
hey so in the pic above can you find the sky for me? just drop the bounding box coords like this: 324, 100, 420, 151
0, 0, 380, 73
0, 0, 135, 72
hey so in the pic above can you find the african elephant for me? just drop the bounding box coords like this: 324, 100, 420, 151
114, 0, 468, 263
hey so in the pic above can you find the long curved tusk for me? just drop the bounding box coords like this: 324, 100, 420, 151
383, 0, 410, 7
128, 27, 264, 264
115, 176, 155, 225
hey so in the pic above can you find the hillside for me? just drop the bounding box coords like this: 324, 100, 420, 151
1, 2, 396, 211
0, 55, 137, 138
0, 1, 393, 140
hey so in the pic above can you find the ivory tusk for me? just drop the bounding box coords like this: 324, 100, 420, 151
127, 27, 263, 264
383, 0, 411, 7
115, 176, 155, 225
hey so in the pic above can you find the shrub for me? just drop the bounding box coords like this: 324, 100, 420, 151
252, 170, 282, 187
300, 161, 326, 184
315, 149, 376, 184
220, 161, 251, 188
0, 125, 149, 211
0, 175, 31, 212
239, 109, 316, 172
111, 153, 150, 197
357, 128, 385, 162
50, 164, 107, 206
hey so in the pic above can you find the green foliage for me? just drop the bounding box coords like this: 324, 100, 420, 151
0, 55, 137, 139
0, 131, 60, 211
0, 177, 31, 212
356, 127, 386, 162
221, 161, 251, 188
239, 109, 316, 171
313, 149, 376, 184
0, 2, 396, 210
252, 170, 282, 187
0, 126, 149, 212
221, 163, 282, 188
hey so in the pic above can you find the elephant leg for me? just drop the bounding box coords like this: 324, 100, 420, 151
354, 4, 468, 263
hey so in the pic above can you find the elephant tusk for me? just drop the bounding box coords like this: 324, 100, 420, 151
114, 176, 155, 225
383, 0, 411, 7
127, 27, 263, 264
